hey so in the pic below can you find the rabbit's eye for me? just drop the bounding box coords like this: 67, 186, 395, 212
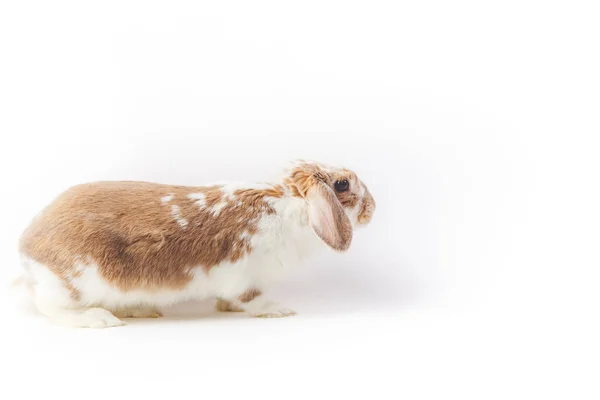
334, 179, 349, 192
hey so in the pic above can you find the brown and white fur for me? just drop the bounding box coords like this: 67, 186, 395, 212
18, 161, 376, 328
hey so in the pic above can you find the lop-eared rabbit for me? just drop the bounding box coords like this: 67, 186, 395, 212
18, 161, 376, 328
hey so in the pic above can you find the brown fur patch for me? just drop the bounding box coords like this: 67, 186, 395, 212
333, 172, 360, 208
358, 182, 376, 224
238, 287, 262, 303
20, 182, 282, 294
285, 163, 328, 198
215, 298, 244, 312
285, 163, 360, 208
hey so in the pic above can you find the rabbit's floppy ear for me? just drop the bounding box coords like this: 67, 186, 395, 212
306, 180, 353, 251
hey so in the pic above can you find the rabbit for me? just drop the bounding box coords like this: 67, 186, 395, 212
18, 160, 376, 328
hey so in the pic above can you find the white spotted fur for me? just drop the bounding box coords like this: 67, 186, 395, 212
187, 192, 206, 208
170, 204, 188, 228
161, 194, 174, 204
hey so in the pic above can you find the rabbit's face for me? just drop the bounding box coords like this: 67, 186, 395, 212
332, 171, 375, 228
285, 161, 376, 251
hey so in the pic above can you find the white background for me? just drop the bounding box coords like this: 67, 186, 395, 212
0, 1, 598, 399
